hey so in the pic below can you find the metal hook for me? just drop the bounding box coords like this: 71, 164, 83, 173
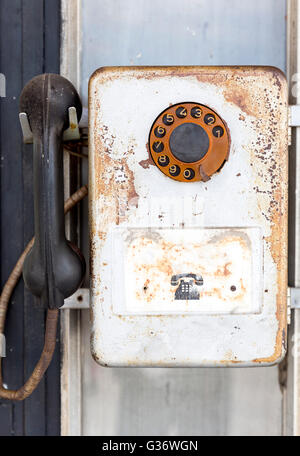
19, 106, 81, 144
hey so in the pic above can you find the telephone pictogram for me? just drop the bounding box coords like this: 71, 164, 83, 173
171, 274, 204, 300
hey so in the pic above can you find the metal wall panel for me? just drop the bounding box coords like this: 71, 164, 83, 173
0, 0, 61, 436
81, 306, 282, 435
81, 0, 286, 105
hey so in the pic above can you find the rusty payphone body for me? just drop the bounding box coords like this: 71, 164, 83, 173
89, 66, 288, 367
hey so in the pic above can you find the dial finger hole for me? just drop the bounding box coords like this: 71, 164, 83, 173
169, 164, 181, 176
152, 141, 164, 153
158, 155, 170, 167
176, 106, 187, 118
154, 126, 166, 138
183, 168, 195, 180
163, 114, 174, 126
191, 106, 202, 118
204, 113, 216, 125
213, 126, 224, 138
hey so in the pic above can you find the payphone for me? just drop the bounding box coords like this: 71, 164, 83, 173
89, 66, 288, 367
0, 65, 288, 399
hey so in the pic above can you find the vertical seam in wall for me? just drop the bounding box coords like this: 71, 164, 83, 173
60, 0, 82, 436
21, 0, 25, 435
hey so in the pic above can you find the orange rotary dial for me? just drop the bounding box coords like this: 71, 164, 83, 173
149, 102, 230, 182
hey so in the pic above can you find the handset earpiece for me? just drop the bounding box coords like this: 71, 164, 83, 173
20, 73, 85, 309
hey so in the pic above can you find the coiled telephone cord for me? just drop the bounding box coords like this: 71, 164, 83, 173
0, 185, 88, 400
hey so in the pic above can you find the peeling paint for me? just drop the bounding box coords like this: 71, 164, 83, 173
89, 66, 288, 367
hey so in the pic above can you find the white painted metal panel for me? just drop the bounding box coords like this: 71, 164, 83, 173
89, 66, 288, 367
112, 227, 262, 315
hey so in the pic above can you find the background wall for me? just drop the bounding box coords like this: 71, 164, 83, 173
0, 0, 288, 436
0, 0, 61, 436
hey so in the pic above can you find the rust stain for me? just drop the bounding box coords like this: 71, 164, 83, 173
139, 143, 155, 169
93, 131, 139, 209
139, 159, 153, 169
224, 86, 257, 117
214, 261, 232, 277
97, 231, 107, 241
89, 94, 140, 297
224, 262, 232, 276
248, 67, 288, 364
219, 359, 241, 365
129, 233, 250, 305
89, 65, 288, 366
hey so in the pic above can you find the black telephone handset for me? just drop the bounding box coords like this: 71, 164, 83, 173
0, 74, 86, 400
20, 74, 85, 308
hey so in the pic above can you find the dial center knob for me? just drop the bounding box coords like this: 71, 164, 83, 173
169, 122, 209, 163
